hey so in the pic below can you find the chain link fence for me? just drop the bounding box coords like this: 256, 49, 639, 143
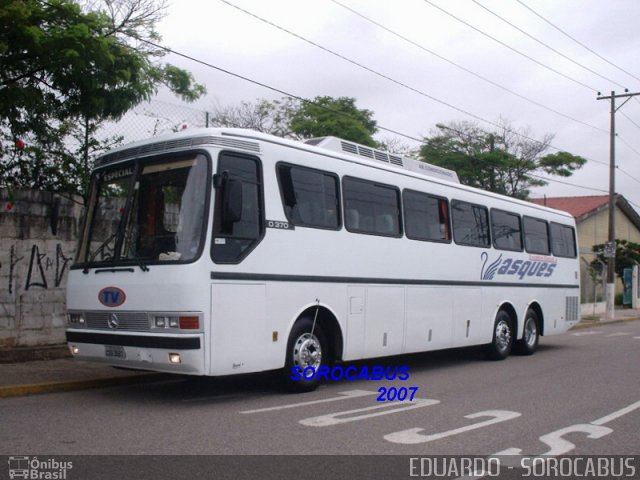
97, 98, 216, 146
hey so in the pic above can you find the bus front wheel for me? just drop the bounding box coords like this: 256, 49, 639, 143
485, 310, 513, 360
282, 317, 328, 393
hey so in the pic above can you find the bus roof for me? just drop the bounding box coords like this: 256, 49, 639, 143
95, 127, 574, 221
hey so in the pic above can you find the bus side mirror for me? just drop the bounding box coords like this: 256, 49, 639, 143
214, 173, 243, 224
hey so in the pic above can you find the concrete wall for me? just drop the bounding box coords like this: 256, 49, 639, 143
1, 188, 84, 347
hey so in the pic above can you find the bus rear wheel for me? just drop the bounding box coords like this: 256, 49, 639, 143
485, 310, 513, 360
513, 309, 539, 355
282, 317, 328, 393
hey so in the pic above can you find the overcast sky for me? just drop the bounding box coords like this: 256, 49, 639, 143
153, 0, 640, 208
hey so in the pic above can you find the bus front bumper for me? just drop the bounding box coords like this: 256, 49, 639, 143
66, 330, 205, 375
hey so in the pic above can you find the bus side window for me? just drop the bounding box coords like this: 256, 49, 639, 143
550, 222, 577, 258
451, 200, 490, 247
403, 189, 451, 242
212, 153, 264, 264
343, 177, 402, 237
523, 216, 550, 255
276, 163, 340, 229
491, 209, 523, 252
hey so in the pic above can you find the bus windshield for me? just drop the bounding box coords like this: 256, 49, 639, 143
76, 153, 209, 267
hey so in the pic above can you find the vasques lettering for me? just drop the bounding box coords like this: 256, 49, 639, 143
481, 252, 557, 281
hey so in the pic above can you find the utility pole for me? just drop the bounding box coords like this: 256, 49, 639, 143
596, 90, 640, 321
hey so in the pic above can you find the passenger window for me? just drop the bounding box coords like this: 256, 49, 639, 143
343, 177, 401, 236
212, 152, 264, 263
523, 216, 550, 255
277, 164, 340, 229
491, 209, 522, 251
550, 222, 577, 258
451, 200, 490, 247
403, 190, 450, 242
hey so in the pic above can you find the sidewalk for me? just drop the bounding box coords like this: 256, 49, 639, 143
1, 309, 639, 399
0, 351, 169, 398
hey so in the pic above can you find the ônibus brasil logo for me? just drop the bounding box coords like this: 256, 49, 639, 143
480, 252, 557, 281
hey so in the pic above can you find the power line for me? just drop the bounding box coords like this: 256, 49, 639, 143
219, 0, 501, 131
472, 0, 627, 89
516, 0, 640, 85
220, 0, 607, 161
619, 167, 640, 185
618, 136, 640, 157
330, 0, 607, 134
129, 36, 425, 143
21, 0, 639, 201
621, 111, 640, 130
422, 0, 598, 92
529, 173, 608, 194
138, 38, 615, 197
224, 1, 635, 174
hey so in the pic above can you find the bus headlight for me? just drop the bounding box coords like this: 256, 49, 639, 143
67, 312, 86, 326
154, 316, 167, 328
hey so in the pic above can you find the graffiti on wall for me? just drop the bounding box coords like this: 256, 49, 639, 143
1, 243, 73, 294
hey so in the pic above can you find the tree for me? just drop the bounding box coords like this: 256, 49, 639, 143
209, 96, 378, 146
289, 96, 377, 146
420, 120, 586, 199
208, 97, 299, 138
592, 240, 640, 287
0, 0, 205, 199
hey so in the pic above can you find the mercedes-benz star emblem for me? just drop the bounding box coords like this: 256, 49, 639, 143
108, 313, 119, 329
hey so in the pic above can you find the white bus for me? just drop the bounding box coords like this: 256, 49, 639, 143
66, 128, 580, 392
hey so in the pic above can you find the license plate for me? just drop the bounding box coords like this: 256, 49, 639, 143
105, 345, 126, 359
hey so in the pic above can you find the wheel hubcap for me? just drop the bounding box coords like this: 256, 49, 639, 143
495, 319, 511, 352
523, 317, 537, 347
293, 333, 322, 370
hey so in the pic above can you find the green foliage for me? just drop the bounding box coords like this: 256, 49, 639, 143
0, 0, 205, 199
289, 96, 378, 146
592, 239, 640, 286
420, 121, 586, 199
210, 95, 379, 147
538, 151, 587, 177
161, 65, 207, 103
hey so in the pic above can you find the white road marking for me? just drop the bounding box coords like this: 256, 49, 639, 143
591, 399, 640, 426
384, 410, 521, 444
240, 389, 376, 414
299, 397, 439, 427
456, 399, 640, 480
571, 331, 603, 336
605, 332, 631, 337
536, 424, 612, 456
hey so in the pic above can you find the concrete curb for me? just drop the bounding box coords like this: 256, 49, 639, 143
570, 316, 640, 330
0, 373, 169, 399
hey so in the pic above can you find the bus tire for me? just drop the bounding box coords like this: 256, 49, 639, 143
513, 309, 540, 355
485, 310, 513, 360
282, 317, 328, 393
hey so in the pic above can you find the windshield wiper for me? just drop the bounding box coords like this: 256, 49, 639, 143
137, 259, 150, 272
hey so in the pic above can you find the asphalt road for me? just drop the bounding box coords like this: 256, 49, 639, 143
1, 321, 639, 477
